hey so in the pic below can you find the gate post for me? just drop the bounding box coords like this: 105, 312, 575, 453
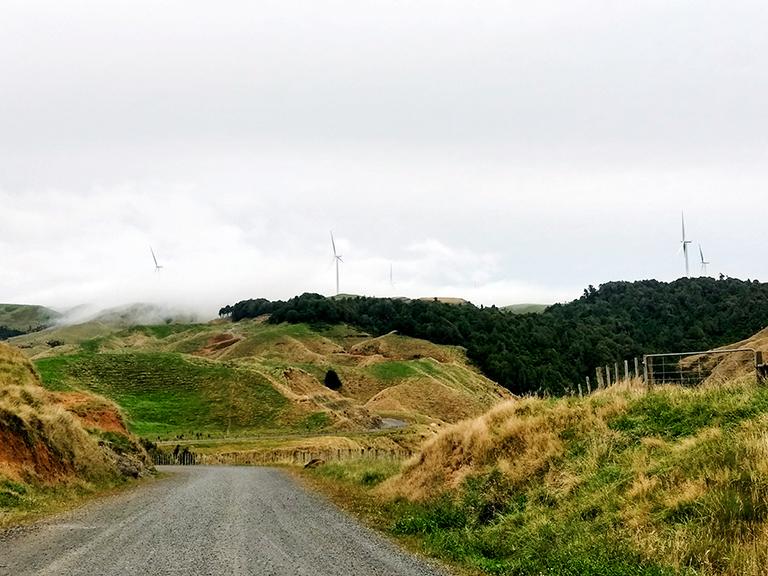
756, 351, 768, 385
643, 355, 651, 386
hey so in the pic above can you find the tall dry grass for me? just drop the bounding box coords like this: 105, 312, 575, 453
379, 376, 768, 575
0, 343, 127, 485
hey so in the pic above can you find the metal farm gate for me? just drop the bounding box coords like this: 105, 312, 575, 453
642, 348, 765, 387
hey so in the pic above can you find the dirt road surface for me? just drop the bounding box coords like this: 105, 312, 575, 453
0, 466, 447, 576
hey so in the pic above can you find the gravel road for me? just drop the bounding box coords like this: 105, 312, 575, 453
0, 466, 447, 576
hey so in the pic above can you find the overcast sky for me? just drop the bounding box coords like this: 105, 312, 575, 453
2, 1, 768, 316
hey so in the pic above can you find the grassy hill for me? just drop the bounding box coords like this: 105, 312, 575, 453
0, 303, 60, 333
225, 279, 768, 395
501, 303, 549, 314
0, 342, 150, 525
309, 374, 768, 575
12, 319, 510, 441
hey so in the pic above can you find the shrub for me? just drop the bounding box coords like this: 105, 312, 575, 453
324, 369, 342, 390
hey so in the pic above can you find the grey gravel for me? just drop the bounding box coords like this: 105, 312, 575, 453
0, 466, 448, 576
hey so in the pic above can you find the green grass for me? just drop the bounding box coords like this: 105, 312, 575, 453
135, 324, 207, 339
34, 352, 289, 438
367, 361, 421, 381
311, 459, 401, 487
299, 411, 331, 431
304, 379, 768, 576
0, 474, 139, 528
308, 461, 681, 576
610, 382, 768, 439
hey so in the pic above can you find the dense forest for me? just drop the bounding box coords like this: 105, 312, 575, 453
221, 278, 768, 395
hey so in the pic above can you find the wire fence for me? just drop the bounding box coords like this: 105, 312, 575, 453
643, 348, 761, 387
583, 347, 766, 395
151, 445, 412, 467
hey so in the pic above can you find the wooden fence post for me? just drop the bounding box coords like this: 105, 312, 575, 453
606, 365, 611, 387
634, 357, 640, 379
624, 360, 629, 381
578, 381, 583, 397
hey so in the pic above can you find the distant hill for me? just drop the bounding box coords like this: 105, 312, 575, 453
223, 278, 768, 395
501, 303, 549, 314
63, 302, 203, 326
418, 297, 469, 305
0, 303, 60, 336
16, 320, 510, 440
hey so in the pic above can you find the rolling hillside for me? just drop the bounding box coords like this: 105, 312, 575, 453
11, 318, 510, 441
312, 374, 768, 576
0, 342, 150, 525
0, 303, 60, 336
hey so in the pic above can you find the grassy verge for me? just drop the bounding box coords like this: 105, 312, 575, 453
300, 378, 768, 576
0, 474, 150, 529
301, 460, 677, 576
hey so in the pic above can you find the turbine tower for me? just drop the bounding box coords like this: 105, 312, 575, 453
699, 244, 710, 276
150, 247, 163, 272
330, 231, 342, 295
680, 213, 691, 277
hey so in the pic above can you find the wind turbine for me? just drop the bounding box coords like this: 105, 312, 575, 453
330, 231, 342, 295
150, 247, 163, 272
699, 244, 710, 276
680, 213, 691, 277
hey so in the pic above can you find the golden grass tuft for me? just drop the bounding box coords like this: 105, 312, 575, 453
0, 343, 139, 489
377, 376, 768, 575
382, 381, 644, 500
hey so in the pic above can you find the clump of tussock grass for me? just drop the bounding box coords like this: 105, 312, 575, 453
373, 377, 768, 575
1, 342, 149, 524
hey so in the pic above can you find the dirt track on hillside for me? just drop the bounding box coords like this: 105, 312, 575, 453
0, 466, 448, 576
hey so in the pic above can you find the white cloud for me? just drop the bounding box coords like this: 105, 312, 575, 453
2, 1, 768, 314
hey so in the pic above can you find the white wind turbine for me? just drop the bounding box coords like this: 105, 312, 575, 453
679, 213, 692, 277
699, 244, 710, 276
150, 247, 163, 272
330, 231, 342, 295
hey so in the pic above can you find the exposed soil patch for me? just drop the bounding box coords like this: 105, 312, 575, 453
194, 333, 243, 357
50, 392, 128, 435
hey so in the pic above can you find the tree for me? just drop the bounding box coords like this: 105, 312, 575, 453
324, 369, 342, 390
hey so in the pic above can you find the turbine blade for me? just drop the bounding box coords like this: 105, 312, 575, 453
699, 244, 704, 263
681, 212, 686, 241
150, 247, 159, 267
330, 231, 337, 256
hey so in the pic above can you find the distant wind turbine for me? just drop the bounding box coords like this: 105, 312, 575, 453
699, 244, 710, 276
389, 263, 394, 287
679, 212, 692, 277
150, 247, 163, 272
330, 231, 342, 295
